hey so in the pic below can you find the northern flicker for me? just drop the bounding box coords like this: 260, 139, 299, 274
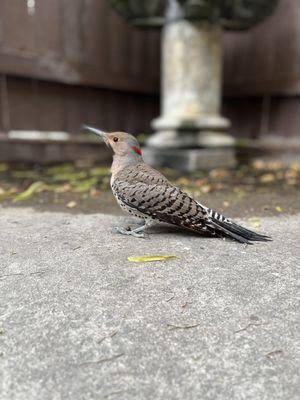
84, 125, 270, 244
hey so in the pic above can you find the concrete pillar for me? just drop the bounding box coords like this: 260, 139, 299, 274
148, 19, 233, 148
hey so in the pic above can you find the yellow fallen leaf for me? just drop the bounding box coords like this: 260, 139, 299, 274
66, 200, 77, 209
127, 255, 178, 263
12, 182, 45, 203
275, 206, 283, 212
248, 217, 261, 228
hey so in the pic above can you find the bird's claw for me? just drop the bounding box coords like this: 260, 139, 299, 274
115, 226, 146, 239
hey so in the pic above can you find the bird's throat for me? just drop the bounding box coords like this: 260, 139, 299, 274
111, 154, 142, 182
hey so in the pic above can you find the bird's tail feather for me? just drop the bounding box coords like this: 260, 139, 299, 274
209, 217, 272, 244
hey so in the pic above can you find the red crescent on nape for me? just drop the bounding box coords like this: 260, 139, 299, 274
131, 146, 142, 155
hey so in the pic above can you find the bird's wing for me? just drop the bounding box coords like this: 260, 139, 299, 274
112, 175, 209, 229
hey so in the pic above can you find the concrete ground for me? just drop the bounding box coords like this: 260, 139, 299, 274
0, 207, 299, 400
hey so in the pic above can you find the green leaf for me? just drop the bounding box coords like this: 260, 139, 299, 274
45, 164, 74, 175
0, 164, 9, 172
12, 182, 45, 203
0, 191, 13, 201
72, 177, 98, 193
52, 171, 88, 182
89, 167, 110, 177
11, 171, 41, 179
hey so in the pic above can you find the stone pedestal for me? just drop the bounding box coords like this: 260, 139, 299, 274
142, 147, 236, 172
148, 19, 233, 149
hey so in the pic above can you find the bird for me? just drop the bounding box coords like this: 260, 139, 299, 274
84, 125, 271, 244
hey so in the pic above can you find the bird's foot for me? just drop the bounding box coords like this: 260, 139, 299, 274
115, 225, 146, 239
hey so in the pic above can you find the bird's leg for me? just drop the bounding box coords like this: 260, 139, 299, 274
116, 219, 152, 238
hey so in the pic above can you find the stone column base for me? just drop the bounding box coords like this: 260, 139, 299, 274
142, 146, 237, 172
146, 129, 235, 148
148, 116, 234, 148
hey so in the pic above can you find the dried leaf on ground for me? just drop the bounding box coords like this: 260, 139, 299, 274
66, 200, 77, 209
176, 177, 190, 187
90, 187, 100, 197
285, 169, 298, 179
53, 184, 72, 193
209, 169, 229, 179
260, 173, 275, 183
200, 184, 212, 194
127, 255, 178, 263
12, 182, 45, 203
9, 187, 18, 194
252, 160, 266, 170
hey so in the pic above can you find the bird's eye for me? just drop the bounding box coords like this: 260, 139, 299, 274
113, 137, 119, 142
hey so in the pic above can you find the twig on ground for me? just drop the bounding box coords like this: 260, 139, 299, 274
181, 301, 192, 309
79, 352, 124, 367
167, 323, 201, 330
29, 270, 48, 276
0, 272, 23, 279
265, 349, 283, 358
103, 390, 123, 398
234, 321, 269, 333
165, 294, 175, 302
97, 329, 119, 345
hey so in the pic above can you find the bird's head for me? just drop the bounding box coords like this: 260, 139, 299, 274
83, 125, 142, 158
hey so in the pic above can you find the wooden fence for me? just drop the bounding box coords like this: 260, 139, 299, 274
0, 0, 299, 161
0, 0, 160, 135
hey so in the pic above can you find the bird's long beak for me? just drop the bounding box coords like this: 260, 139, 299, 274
83, 125, 106, 140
